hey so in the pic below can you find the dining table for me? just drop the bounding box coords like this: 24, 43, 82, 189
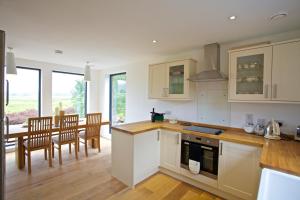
5, 119, 110, 169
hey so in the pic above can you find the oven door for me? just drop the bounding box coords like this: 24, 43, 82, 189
180, 140, 190, 169
199, 144, 219, 178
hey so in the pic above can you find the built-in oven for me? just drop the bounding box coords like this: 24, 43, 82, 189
181, 134, 219, 179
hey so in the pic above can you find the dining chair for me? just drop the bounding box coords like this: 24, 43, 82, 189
52, 114, 79, 165
78, 113, 102, 157
24, 116, 53, 174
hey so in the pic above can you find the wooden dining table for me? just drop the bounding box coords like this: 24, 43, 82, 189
6, 119, 110, 169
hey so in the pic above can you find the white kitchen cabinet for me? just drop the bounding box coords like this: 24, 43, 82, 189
148, 59, 196, 100
111, 129, 160, 187
228, 39, 300, 103
160, 130, 181, 172
229, 46, 272, 101
272, 40, 300, 102
218, 141, 262, 200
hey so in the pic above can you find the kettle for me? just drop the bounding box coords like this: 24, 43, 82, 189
264, 119, 281, 140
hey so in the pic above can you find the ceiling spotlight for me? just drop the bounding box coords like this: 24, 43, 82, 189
228, 15, 237, 20
270, 12, 288, 21
55, 49, 63, 54
152, 40, 158, 43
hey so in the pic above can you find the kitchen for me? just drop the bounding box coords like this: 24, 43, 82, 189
1, 1, 300, 200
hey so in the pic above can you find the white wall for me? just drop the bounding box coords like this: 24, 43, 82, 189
98, 29, 300, 135
15, 58, 100, 115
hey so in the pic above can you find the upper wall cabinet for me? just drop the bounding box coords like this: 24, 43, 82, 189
228, 39, 300, 103
148, 59, 196, 100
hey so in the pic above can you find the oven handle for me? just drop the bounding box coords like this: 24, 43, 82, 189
201, 145, 213, 151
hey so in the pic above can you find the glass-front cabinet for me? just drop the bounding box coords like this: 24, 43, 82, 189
229, 46, 272, 101
148, 59, 196, 100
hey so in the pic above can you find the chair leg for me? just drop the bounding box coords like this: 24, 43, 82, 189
48, 146, 52, 167
78, 139, 80, 152
52, 142, 54, 158
27, 151, 31, 174
97, 137, 101, 153
75, 142, 78, 160
85, 140, 88, 157
59, 145, 62, 165
44, 148, 47, 160
69, 143, 72, 154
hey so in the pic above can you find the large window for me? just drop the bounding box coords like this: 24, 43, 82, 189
6, 67, 41, 125
52, 71, 87, 118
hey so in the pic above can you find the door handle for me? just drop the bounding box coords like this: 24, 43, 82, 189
201, 146, 213, 151
157, 131, 160, 141
6, 80, 9, 106
220, 142, 223, 155
264, 84, 268, 99
6, 116, 9, 142
273, 84, 277, 99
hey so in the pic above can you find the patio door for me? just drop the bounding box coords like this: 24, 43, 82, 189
109, 73, 126, 131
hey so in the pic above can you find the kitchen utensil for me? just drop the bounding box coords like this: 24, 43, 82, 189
244, 125, 255, 133
264, 119, 281, 140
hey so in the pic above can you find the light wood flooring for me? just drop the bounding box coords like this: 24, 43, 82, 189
5, 138, 126, 200
109, 173, 224, 200
6, 138, 223, 200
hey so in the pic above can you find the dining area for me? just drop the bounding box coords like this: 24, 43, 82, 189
6, 112, 109, 173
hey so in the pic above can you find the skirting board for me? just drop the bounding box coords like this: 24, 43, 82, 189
159, 167, 243, 200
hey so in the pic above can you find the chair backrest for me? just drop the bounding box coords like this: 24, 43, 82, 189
28, 116, 52, 149
59, 114, 79, 142
85, 113, 102, 138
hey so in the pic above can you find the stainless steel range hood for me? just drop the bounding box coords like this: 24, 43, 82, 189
188, 43, 227, 82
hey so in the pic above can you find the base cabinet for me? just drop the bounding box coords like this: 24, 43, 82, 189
160, 130, 181, 172
218, 141, 262, 200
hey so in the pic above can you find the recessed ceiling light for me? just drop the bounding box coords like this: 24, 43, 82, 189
152, 40, 158, 43
55, 49, 63, 54
270, 12, 288, 21
228, 15, 237, 20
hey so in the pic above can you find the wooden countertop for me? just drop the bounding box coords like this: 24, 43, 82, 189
112, 120, 300, 177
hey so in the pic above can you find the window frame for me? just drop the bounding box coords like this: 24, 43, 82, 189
52, 70, 88, 116
15, 66, 42, 117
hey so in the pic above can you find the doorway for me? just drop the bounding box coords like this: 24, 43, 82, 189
109, 73, 126, 132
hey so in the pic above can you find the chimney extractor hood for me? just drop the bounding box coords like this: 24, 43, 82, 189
188, 43, 228, 82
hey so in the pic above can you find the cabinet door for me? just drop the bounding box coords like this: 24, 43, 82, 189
218, 141, 261, 200
166, 60, 190, 98
134, 130, 160, 185
160, 130, 181, 172
229, 46, 272, 101
148, 63, 167, 98
272, 41, 300, 102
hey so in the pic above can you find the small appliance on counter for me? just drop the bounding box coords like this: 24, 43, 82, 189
150, 108, 165, 122
264, 119, 281, 140
295, 126, 300, 141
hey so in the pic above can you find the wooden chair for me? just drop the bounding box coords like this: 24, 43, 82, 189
78, 113, 102, 157
24, 117, 53, 174
52, 114, 79, 165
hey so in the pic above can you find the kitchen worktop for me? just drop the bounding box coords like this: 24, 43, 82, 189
112, 120, 300, 177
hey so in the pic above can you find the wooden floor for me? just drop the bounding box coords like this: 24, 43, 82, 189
6, 138, 223, 200
109, 173, 224, 200
5, 138, 127, 200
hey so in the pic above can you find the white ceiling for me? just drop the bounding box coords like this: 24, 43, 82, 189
1, 0, 300, 69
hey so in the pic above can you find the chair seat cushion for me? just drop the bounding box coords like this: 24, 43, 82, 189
52, 135, 76, 144
24, 139, 50, 149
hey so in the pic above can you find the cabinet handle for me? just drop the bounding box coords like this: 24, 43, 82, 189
273, 84, 277, 99
220, 142, 223, 155
264, 84, 269, 99
157, 131, 160, 141
177, 134, 180, 144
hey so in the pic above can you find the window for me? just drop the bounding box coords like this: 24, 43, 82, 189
6, 67, 41, 125
52, 71, 87, 118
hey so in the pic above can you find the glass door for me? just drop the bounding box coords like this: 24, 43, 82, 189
109, 73, 126, 131
229, 46, 272, 101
